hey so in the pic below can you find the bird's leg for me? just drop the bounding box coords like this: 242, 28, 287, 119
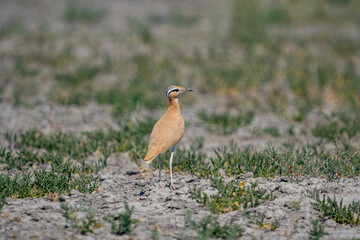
158, 155, 161, 182
169, 145, 177, 190
169, 151, 174, 189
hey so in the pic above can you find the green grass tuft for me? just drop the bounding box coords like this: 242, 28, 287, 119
148, 11, 199, 26
230, 0, 265, 45
312, 111, 360, 140
189, 178, 275, 214
183, 211, 244, 239
262, 5, 291, 24
151, 138, 208, 177
293, 198, 302, 211
0, 20, 26, 39
244, 211, 265, 228
309, 189, 360, 225
263, 126, 281, 137
55, 65, 101, 86
128, 19, 154, 44
64, 3, 106, 24
197, 142, 360, 181
61, 203, 103, 234
146, 139, 359, 181
104, 203, 139, 235
151, 227, 161, 240
0, 163, 102, 200
243, 211, 280, 231
14, 55, 39, 77
0, 118, 156, 210
308, 219, 329, 240
198, 110, 254, 135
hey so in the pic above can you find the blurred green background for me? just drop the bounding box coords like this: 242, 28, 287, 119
0, 0, 359, 121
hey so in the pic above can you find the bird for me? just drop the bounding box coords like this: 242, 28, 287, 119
144, 85, 193, 190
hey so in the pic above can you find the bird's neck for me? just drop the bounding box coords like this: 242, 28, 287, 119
168, 98, 181, 115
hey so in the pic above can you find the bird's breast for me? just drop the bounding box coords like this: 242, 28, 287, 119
145, 112, 185, 160
160, 114, 184, 133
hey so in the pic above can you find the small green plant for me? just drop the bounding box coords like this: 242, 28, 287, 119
312, 121, 339, 140
11, 129, 109, 162
51, 55, 115, 106
243, 211, 279, 230
12, 83, 35, 108
95, 84, 162, 116
64, 3, 106, 23
151, 227, 161, 240
0, 194, 6, 211
309, 188, 360, 225
288, 125, 295, 136
293, 104, 310, 122
151, 138, 208, 177
244, 211, 265, 228
0, 146, 42, 170
104, 203, 139, 235
312, 112, 360, 140
128, 19, 154, 43
61, 203, 102, 234
0, 167, 101, 200
55, 65, 100, 86
14, 55, 38, 77
0, 118, 157, 208
262, 5, 291, 24
200, 142, 360, 181
198, 110, 254, 135
263, 126, 281, 137
148, 11, 199, 26
94, 52, 179, 116
270, 218, 280, 231
27, 45, 73, 68
308, 219, 328, 240
230, 0, 265, 45
189, 178, 275, 214
251, 235, 264, 240
182, 211, 244, 239
0, 20, 26, 39
293, 198, 302, 211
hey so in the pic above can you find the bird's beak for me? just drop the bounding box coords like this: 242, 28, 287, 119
185, 88, 193, 92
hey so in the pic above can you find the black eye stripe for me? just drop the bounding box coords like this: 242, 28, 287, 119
166, 88, 180, 96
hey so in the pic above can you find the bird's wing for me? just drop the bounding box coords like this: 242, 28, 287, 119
144, 116, 184, 163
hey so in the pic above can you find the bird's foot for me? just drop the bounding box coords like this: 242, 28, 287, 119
155, 181, 165, 189
169, 183, 176, 190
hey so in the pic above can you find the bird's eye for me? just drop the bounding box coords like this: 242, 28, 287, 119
173, 89, 179, 92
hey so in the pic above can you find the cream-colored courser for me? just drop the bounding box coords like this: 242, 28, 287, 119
144, 85, 192, 189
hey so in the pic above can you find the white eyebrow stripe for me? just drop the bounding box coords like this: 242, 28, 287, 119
166, 88, 179, 96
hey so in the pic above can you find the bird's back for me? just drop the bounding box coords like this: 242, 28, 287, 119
144, 110, 185, 163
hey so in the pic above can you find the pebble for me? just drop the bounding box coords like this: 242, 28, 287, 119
69, 189, 81, 197
324, 219, 337, 228
180, 178, 196, 183
58, 195, 68, 202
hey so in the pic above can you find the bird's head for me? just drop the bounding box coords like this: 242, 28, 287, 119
166, 85, 193, 100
